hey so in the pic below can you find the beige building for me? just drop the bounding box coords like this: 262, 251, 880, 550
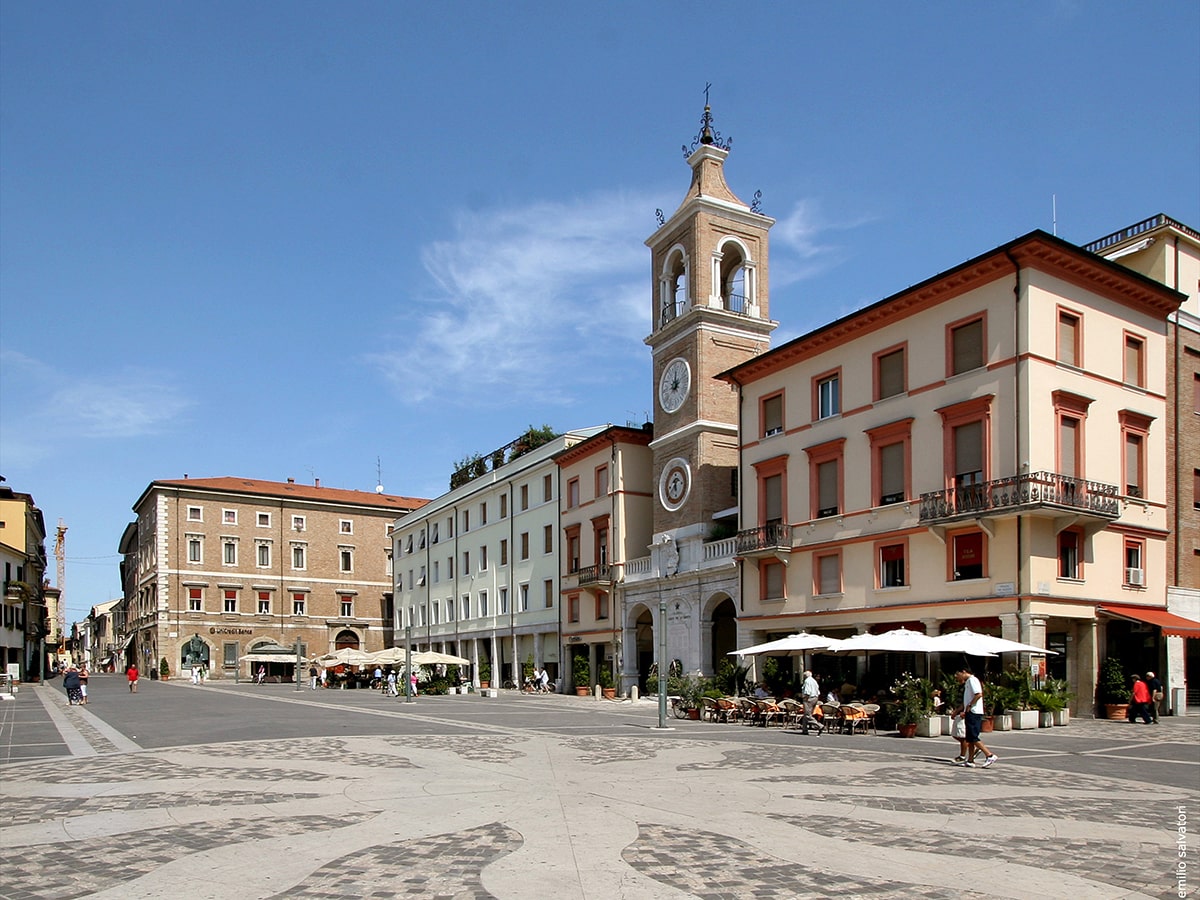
392, 427, 604, 688
123, 476, 426, 679
1085, 214, 1200, 711
723, 228, 1184, 712
0, 483, 49, 680
556, 424, 653, 690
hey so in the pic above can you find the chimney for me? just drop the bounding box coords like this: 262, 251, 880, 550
314, 478, 320, 488
287, 478, 295, 484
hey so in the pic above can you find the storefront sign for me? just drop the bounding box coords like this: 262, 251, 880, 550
210, 627, 254, 635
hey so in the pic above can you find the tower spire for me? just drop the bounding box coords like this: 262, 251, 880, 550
683, 84, 731, 158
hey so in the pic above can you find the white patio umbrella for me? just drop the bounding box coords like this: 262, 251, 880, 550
729, 631, 845, 658
367, 647, 411, 665
411, 650, 471, 666
932, 629, 1057, 656
833, 627, 945, 654
316, 648, 373, 667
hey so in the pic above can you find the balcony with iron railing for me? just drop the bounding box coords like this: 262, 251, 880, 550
734, 522, 793, 557
578, 563, 612, 586
919, 471, 1120, 525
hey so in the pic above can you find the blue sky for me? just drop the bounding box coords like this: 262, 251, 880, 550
2, 3, 1197, 623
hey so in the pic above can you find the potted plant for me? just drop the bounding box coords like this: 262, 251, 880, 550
1099, 656, 1131, 719
985, 682, 1011, 731
597, 665, 616, 699
1044, 677, 1073, 725
478, 659, 491, 689
996, 667, 1038, 729
573, 653, 591, 696
1030, 689, 1065, 727
159, 657, 170, 681
891, 673, 933, 737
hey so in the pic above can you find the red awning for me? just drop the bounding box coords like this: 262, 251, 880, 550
1100, 605, 1200, 639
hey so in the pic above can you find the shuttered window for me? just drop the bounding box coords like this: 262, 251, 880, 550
953, 421, 983, 485
877, 348, 905, 398
880, 442, 905, 504
817, 460, 839, 517
1058, 312, 1079, 366
951, 319, 984, 375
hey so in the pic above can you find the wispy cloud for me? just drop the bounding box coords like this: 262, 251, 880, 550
0, 350, 191, 460
368, 190, 664, 406
769, 200, 878, 289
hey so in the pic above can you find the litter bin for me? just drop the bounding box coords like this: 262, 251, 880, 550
1171, 687, 1186, 717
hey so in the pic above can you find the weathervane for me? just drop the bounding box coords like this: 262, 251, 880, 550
682, 82, 731, 157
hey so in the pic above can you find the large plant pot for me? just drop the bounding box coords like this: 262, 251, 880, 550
1038, 712, 1054, 728
1010, 710, 1039, 730
916, 716, 942, 737
575, 687, 590, 697
1052, 709, 1070, 726
686, 707, 700, 720
601, 688, 616, 700
897, 723, 918, 738
990, 714, 1010, 731
1104, 703, 1129, 720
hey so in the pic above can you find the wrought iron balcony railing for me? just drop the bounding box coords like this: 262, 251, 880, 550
735, 522, 793, 556
919, 471, 1120, 523
578, 563, 612, 586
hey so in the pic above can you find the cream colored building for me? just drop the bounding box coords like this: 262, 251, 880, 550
723, 230, 1183, 712
392, 427, 604, 687
124, 477, 426, 679
555, 425, 653, 690
0, 484, 49, 680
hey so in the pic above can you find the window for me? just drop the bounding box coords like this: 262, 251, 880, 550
520, 484, 529, 510
500, 538, 508, 566
595, 465, 609, 497
878, 543, 906, 588
762, 393, 784, 437
187, 535, 203, 563
955, 422, 984, 495
761, 559, 785, 599
568, 478, 580, 508
257, 512, 271, 527
1124, 539, 1145, 587
479, 545, 488, 571
446, 598, 454, 621
814, 552, 841, 595
447, 556, 454, 579
222, 539, 238, 566
867, 418, 913, 508
1123, 333, 1145, 388
1057, 309, 1081, 367
431, 522, 439, 544
814, 370, 840, 420
1059, 417, 1080, 480
1058, 530, 1082, 579
543, 474, 553, 502
340, 598, 353, 618
433, 560, 440, 583
431, 601, 440, 625
519, 583, 530, 612
753, 456, 787, 528
1120, 410, 1152, 499
500, 494, 508, 518
544, 578, 554, 608
479, 590, 488, 616
805, 438, 844, 520
462, 595, 471, 619
596, 591, 609, 620
952, 531, 986, 581
339, 519, 353, 534
446, 515, 454, 538
292, 543, 307, 570
878, 443, 906, 505
499, 587, 508, 614
566, 528, 581, 573
462, 550, 470, 573
462, 510, 470, 533
187, 506, 202, 522
1194, 470, 1200, 510
418, 565, 426, 586
568, 594, 580, 623
339, 547, 353, 573
292, 594, 306, 615
291, 515, 306, 532
544, 524, 554, 554
479, 501, 487, 525
188, 587, 202, 612
874, 346, 906, 400
223, 643, 238, 667
223, 590, 238, 613
257, 591, 271, 614
595, 524, 609, 567
222, 509, 237, 525
256, 542, 271, 568
949, 315, 985, 375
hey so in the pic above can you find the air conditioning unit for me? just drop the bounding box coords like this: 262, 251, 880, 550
1126, 568, 1145, 587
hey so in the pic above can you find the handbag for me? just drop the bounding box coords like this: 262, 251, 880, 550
951, 716, 967, 740
1152, 690, 1164, 701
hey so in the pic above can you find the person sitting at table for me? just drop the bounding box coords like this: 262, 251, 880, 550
752, 683, 770, 699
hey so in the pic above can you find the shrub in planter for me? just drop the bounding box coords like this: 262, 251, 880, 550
1099, 656, 1130, 718
572, 653, 591, 695
159, 658, 170, 681
891, 673, 934, 733
478, 660, 491, 688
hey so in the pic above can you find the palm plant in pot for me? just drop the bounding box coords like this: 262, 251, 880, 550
891, 673, 933, 737
1099, 656, 1131, 719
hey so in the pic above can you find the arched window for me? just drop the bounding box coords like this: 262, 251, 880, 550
719, 244, 747, 313
661, 249, 688, 326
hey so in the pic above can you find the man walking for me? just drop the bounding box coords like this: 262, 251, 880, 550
1145, 671, 1163, 723
953, 667, 998, 768
800, 670, 821, 734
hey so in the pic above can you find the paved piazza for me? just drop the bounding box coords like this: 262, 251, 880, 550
1, 676, 1196, 899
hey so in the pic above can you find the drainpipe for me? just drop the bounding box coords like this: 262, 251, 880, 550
1172, 235, 1182, 585
1004, 250, 1025, 629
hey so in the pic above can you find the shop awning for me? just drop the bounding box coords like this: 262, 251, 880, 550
1100, 605, 1200, 638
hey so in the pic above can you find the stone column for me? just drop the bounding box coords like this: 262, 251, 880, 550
1075, 618, 1098, 717
471, 638, 480, 687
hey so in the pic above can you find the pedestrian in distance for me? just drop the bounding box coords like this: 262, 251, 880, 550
63, 666, 82, 705
1128, 674, 1153, 724
1145, 671, 1163, 723
953, 666, 998, 768
256, 665, 266, 685
126, 663, 139, 693
78, 666, 89, 705
309, 664, 319, 690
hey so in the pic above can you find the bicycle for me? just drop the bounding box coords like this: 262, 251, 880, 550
668, 695, 690, 719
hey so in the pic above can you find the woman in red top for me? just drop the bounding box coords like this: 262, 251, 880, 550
1128, 674, 1152, 724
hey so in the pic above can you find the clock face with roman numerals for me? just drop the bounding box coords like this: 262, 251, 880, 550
658, 357, 691, 413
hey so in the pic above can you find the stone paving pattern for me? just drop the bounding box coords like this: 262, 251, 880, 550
1, 682, 1196, 899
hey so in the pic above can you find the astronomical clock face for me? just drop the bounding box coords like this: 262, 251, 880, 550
658, 357, 691, 414
659, 458, 691, 511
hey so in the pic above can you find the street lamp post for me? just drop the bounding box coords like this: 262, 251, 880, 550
657, 599, 668, 729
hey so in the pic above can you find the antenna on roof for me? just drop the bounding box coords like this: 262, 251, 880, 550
1052, 194, 1057, 236
376, 456, 384, 494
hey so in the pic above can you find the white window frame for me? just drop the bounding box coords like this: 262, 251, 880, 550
339, 546, 354, 573
291, 543, 307, 571
222, 538, 238, 566
339, 519, 353, 535
222, 508, 238, 525
257, 511, 271, 528
187, 505, 203, 522
256, 541, 271, 568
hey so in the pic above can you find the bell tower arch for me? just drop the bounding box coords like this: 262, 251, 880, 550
645, 103, 776, 542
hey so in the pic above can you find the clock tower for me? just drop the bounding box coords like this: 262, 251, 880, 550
645, 104, 776, 543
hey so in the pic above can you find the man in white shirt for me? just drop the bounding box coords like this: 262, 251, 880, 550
954, 667, 998, 768
801, 670, 821, 734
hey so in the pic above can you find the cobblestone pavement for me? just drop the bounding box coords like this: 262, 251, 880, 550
1, 681, 1195, 900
